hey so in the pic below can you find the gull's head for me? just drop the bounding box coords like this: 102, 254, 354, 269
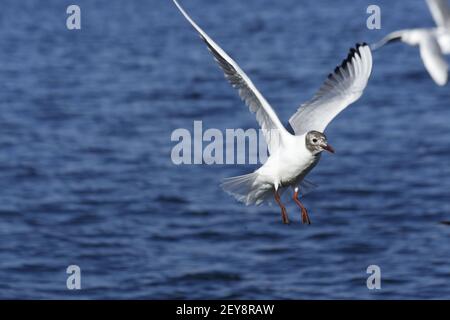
305, 131, 335, 155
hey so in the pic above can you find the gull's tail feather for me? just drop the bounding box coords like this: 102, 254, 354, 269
221, 173, 271, 206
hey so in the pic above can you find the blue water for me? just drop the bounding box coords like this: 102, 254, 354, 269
0, 0, 449, 299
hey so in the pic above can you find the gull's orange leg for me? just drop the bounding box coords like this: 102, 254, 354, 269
274, 190, 290, 224
293, 189, 311, 225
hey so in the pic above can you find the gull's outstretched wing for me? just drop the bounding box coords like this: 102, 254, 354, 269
370, 30, 405, 51
289, 44, 373, 135
426, 0, 450, 29
419, 32, 449, 85
172, 0, 288, 154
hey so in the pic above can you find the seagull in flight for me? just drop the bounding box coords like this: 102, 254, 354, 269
372, 0, 450, 86
173, 0, 373, 224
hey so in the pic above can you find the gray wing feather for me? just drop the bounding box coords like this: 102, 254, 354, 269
426, 0, 450, 29
419, 32, 449, 85
289, 44, 373, 135
370, 30, 406, 51
173, 0, 288, 154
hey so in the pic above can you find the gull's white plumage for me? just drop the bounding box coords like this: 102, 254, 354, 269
372, 0, 450, 86
289, 46, 373, 135
172, 0, 289, 155
173, 0, 373, 222
427, 0, 450, 29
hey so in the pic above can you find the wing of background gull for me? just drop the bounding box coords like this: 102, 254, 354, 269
172, 0, 289, 154
426, 0, 450, 29
289, 44, 373, 136
419, 32, 449, 85
370, 30, 406, 50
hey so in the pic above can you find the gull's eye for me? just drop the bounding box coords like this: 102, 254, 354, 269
312, 138, 318, 143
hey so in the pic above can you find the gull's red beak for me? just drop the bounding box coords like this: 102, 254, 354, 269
322, 144, 335, 154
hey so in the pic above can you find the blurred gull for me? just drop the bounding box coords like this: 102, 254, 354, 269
372, 0, 450, 86
173, 0, 373, 224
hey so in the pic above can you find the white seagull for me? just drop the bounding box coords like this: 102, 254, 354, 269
372, 0, 450, 86
173, 0, 373, 224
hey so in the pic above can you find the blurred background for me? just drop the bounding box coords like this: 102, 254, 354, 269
0, 0, 448, 299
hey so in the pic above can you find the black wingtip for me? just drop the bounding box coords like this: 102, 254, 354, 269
354, 43, 367, 57
340, 56, 351, 69
356, 42, 369, 49
330, 43, 368, 79
342, 45, 360, 68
